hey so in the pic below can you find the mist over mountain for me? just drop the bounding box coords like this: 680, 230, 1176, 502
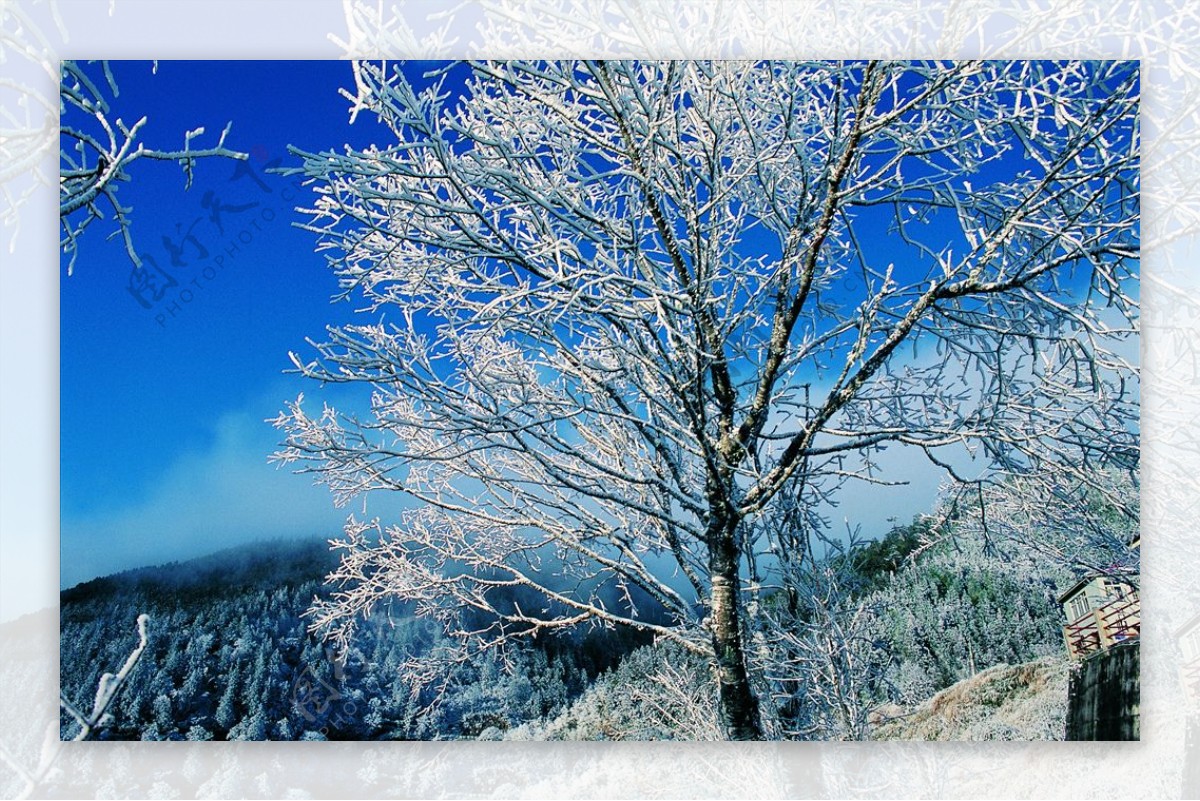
59, 537, 657, 741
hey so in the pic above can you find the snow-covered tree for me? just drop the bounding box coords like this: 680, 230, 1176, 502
763, 536, 893, 740
951, 467, 1139, 587
274, 60, 1139, 739
861, 530, 1068, 707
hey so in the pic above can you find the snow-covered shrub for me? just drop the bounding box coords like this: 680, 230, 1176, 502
507, 641, 720, 741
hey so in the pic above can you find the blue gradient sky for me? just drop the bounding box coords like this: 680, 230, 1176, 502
60, 61, 401, 586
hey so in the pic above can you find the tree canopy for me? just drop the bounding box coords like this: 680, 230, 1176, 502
273, 59, 1139, 739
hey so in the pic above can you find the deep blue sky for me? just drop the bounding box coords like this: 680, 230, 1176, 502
60, 61, 400, 586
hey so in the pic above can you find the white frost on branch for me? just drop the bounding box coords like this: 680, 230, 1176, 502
58, 61, 247, 274
59, 613, 150, 742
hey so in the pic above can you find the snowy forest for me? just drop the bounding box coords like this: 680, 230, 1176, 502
59, 470, 1138, 741
59, 59, 1140, 742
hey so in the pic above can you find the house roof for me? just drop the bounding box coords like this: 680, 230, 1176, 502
1057, 575, 1104, 604
1057, 570, 1142, 604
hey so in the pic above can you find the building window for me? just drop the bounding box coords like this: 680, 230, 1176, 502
1068, 595, 1091, 621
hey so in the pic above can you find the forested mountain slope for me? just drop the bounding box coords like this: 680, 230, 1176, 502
59, 539, 647, 741
56, 504, 1114, 742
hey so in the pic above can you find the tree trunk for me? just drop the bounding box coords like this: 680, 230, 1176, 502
708, 511, 764, 740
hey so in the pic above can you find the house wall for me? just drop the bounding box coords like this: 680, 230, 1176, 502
1066, 640, 1140, 740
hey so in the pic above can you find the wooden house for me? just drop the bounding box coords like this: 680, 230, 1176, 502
1059, 574, 1140, 659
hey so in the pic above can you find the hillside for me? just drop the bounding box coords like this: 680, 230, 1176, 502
51, 506, 1113, 742
58, 538, 650, 741
870, 655, 1070, 741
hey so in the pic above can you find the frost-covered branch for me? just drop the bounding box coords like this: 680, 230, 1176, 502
59, 61, 246, 274
2, 616, 152, 799
954, 468, 1140, 586
61, 613, 150, 741
757, 531, 892, 740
